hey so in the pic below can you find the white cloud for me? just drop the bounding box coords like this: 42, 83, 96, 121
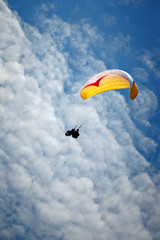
0, 1, 159, 240
103, 33, 131, 67
102, 13, 117, 26
107, 0, 146, 7
132, 67, 149, 83
130, 89, 158, 127
121, 0, 146, 5
141, 50, 160, 79
37, 2, 55, 13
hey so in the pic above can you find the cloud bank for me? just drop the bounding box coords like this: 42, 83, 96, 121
0, 1, 159, 240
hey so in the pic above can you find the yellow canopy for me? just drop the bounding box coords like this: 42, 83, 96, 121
80, 69, 138, 101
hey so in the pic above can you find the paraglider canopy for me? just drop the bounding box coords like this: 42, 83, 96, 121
80, 69, 138, 101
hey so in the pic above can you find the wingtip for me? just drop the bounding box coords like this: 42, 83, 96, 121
130, 82, 138, 101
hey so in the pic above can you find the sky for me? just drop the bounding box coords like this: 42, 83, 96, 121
0, 0, 160, 239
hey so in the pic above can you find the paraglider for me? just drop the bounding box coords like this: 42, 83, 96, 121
65, 126, 80, 139
80, 69, 138, 101
65, 70, 138, 139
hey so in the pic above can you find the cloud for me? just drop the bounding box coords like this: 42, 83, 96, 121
130, 88, 158, 126
132, 67, 149, 83
37, 2, 55, 13
102, 13, 117, 26
120, 0, 146, 5
0, 1, 159, 240
107, 0, 146, 7
141, 50, 160, 79
103, 33, 131, 67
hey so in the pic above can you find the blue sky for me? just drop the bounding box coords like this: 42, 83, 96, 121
0, 0, 160, 239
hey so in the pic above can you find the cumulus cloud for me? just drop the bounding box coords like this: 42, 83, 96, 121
0, 1, 159, 240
